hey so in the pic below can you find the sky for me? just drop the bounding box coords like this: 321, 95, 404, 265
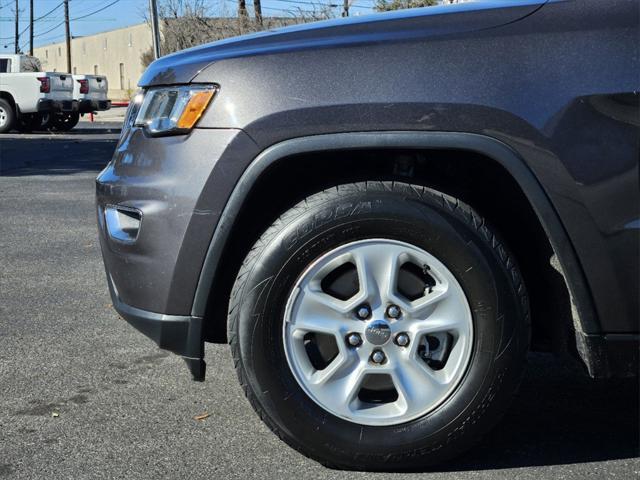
0, 0, 379, 52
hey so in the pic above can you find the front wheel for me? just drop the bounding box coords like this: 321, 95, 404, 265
228, 182, 530, 470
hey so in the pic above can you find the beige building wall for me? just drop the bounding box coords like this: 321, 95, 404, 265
33, 23, 152, 100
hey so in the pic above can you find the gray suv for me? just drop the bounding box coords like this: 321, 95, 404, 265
96, 0, 639, 470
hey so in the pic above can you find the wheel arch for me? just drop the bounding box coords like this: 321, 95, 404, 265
0, 91, 17, 112
192, 131, 599, 367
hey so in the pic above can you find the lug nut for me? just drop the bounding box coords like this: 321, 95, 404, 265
371, 350, 386, 364
356, 304, 371, 320
386, 304, 401, 319
346, 333, 362, 347
395, 332, 410, 347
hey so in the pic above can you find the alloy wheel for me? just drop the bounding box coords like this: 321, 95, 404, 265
283, 239, 473, 426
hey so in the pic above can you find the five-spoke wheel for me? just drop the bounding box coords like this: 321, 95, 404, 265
229, 182, 529, 470
283, 239, 473, 426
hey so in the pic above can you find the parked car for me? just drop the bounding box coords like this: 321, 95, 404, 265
96, 0, 639, 471
46, 74, 111, 131
0, 54, 76, 133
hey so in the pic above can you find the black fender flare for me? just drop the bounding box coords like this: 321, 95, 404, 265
191, 131, 598, 340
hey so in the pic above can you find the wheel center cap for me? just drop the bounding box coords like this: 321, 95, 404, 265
365, 320, 391, 345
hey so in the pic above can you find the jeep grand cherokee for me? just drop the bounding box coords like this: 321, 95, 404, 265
96, 0, 639, 470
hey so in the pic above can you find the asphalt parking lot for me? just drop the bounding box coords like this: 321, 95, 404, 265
0, 125, 638, 479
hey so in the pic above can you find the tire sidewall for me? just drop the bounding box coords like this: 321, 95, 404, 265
234, 186, 526, 466
0, 99, 15, 133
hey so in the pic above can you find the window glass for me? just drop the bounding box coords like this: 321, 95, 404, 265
20, 56, 41, 72
0, 58, 11, 73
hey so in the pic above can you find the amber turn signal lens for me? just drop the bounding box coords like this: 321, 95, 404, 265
176, 90, 216, 129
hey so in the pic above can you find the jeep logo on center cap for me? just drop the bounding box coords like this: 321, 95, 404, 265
365, 320, 391, 345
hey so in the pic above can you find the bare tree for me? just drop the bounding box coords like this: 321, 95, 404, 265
141, 0, 335, 67
238, 0, 249, 28
254, 0, 263, 26
375, 0, 437, 11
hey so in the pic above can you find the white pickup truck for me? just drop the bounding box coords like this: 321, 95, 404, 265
0, 54, 76, 133
51, 73, 111, 130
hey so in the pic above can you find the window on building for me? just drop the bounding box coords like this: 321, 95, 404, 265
94, 65, 98, 75
58, 47, 61, 56
103, 38, 107, 50
82, 43, 86, 55
128, 32, 133, 47
119, 63, 125, 90
73, 67, 77, 74
45, 50, 48, 59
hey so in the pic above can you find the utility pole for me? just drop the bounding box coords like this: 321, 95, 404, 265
29, 0, 34, 56
14, 0, 18, 53
149, 0, 161, 59
342, 0, 349, 17
64, 0, 71, 73
238, 0, 248, 28
253, 0, 262, 26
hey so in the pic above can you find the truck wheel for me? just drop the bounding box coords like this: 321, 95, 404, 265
52, 112, 80, 131
0, 98, 15, 133
228, 182, 530, 470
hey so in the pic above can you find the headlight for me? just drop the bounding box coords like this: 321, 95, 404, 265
134, 84, 217, 136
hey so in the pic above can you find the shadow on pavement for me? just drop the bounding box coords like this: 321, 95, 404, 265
0, 132, 118, 176
439, 353, 639, 472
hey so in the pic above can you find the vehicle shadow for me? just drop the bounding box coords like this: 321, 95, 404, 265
438, 353, 639, 472
0, 132, 118, 176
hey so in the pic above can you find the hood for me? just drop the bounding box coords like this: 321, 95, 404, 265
139, 0, 548, 87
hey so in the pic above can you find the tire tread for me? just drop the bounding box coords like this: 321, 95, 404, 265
227, 181, 530, 470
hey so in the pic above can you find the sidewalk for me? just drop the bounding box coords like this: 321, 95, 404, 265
78, 105, 127, 124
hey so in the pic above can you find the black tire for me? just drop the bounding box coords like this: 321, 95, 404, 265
228, 181, 530, 470
0, 98, 16, 133
40, 112, 54, 131
52, 112, 80, 131
14, 113, 43, 133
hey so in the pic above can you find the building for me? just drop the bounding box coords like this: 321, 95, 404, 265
33, 23, 153, 100
30, 18, 285, 101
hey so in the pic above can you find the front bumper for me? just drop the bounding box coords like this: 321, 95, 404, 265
96, 127, 242, 314
96, 126, 259, 380
37, 98, 78, 113
107, 274, 206, 380
79, 99, 111, 113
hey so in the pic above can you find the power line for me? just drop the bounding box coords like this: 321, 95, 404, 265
227, 0, 372, 15
0, 2, 62, 40
272, 0, 340, 8
30, 32, 65, 44
34, 2, 63, 22
271, 0, 373, 9
32, 19, 65, 38
2, 0, 120, 42
72, 0, 121, 21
